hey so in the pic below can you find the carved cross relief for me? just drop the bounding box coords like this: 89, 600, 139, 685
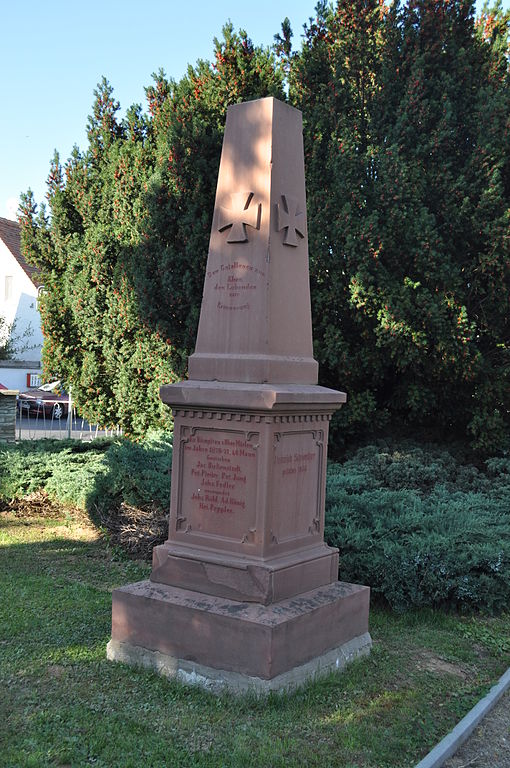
276, 194, 306, 247
218, 192, 261, 243
217, 190, 306, 248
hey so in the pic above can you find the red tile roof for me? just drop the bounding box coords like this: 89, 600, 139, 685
0, 216, 41, 287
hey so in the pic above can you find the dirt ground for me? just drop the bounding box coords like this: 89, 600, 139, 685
0, 490, 168, 560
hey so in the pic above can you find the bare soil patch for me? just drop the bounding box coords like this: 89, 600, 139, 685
415, 650, 469, 679
1, 491, 167, 557
0, 490, 65, 519
95, 501, 168, 560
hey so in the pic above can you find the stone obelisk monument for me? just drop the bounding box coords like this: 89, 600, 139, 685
107, 97, 371, 692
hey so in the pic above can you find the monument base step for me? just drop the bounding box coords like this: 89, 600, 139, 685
106, 631, 372, 694
151, 541, 339, 604
109, 579, 371, 692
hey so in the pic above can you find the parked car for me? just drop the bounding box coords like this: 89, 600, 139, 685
17, 381, 69, 420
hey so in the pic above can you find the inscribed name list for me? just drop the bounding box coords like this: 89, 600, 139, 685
178, 429, 258, 543
271, 431, 322, 546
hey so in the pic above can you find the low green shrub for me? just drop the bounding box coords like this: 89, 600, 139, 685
0, 438, 111, 506
2, 435, 508, 613
325, 442, 510, 613
0, 431, 172, 513
90, 430, 172, 512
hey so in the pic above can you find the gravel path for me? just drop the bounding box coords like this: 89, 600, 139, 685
442, 691, 510, 768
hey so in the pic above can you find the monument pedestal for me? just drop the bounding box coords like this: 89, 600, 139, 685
152, 381, 345, 605
151, 541, 339, 604
109, 381, 371, 691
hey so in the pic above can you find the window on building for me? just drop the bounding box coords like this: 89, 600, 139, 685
4, 275, 13, 301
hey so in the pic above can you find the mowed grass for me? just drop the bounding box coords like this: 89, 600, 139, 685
1, 509, 509, 768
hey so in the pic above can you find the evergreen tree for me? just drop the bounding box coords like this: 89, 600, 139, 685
19, 7, 509, 450
19, 28, 284, 436
284, 0, 509, 451
285, 0, 391, 441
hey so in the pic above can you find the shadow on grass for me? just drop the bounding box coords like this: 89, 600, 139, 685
0, 432, 173, 559
0, 535, 103, 558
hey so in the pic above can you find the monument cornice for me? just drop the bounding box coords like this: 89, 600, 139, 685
160, 380, 346, 413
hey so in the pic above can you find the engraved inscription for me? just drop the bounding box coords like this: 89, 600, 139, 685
178, 429, 258, 542
276, 449, 316, 477
271, 431, 322, 545
206, 261, 266, 312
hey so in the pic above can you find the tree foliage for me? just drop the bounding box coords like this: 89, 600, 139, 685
19, 26, 284, 436
19, 6, 509, 450
0, 314, 13, 360
283, 0, 510, 451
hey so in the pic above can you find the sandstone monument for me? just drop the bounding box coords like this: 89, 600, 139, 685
107, 97, 371, 692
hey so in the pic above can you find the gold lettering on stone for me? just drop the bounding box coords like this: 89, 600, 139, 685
179, 428, 258, 542
218, 192, 261, 243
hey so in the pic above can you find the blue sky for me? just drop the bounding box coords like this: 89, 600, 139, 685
0, 0, 316, 220
1, 0, 506, 221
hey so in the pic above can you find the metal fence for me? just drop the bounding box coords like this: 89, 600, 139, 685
16, 402, 122, 442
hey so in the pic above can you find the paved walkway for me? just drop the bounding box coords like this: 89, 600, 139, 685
442, 691, 510, 768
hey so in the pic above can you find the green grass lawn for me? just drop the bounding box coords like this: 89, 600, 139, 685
1, 506, 509, 768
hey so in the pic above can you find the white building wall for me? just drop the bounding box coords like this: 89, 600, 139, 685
0, 361, 41, 390
0, 238, 43, 360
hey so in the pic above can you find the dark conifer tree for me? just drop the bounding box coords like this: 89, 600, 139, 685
19, 29, 284, 436
19, 7, 509, 449
283, 0, 509, 451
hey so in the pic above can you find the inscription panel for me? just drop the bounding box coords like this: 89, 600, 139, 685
177, 428, 258, 543
205, 261, 266, 313
271, 430, 323, 545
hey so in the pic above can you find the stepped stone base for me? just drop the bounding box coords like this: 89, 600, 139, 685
151, 541, 339, 604
109, 579, 371, 693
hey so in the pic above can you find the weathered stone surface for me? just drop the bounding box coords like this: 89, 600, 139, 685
107, 633, 372, 695
152, 385, 343, 603
0, 391, 18, 443
151, 541, 339, 605
110, 580, 371, 685
188, 98, 318, 385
